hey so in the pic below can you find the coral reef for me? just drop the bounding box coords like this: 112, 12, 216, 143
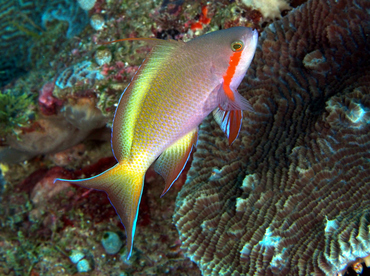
0, 0, 268, 164
55, 61, 104, 89
0, 103, 107, 164
77, 0, 97, 11
0, 144, 200, 275
90, 14, 105, 31
0, 0, 241, 274
174, 0, 370, 275
1, 61, 108, 163
239, 0, 291, 20
69, 249, 92, 273
101, 231, 123, 254
0, 89, 36, 137
3, 0, 360, 274
41, 0, 88, 39
0, 0, 89, 87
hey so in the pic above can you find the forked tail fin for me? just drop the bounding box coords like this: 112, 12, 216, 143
54, 162, 144, 259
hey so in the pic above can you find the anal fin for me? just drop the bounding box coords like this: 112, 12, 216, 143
154, 128, 198, 197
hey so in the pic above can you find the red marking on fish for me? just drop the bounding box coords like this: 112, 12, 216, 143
223, 51, 242, 101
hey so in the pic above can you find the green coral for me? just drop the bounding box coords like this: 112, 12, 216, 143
0, 89, 36, 138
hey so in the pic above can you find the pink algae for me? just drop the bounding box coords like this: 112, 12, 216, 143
38, 82, 63, 116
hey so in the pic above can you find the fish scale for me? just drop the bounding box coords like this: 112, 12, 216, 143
131, 49, 210, 156
55, 26, 258, 258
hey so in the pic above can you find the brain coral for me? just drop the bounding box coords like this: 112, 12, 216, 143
174, 0, 370, 275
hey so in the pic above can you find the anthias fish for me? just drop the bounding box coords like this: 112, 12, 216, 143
55, 26, 258, 258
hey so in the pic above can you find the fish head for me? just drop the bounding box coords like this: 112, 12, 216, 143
189, 26, 258, 88
225, 27, 258, 89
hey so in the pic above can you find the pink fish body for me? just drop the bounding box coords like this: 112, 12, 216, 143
55, 26, 258, 258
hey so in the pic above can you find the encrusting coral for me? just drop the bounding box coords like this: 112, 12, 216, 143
174, 0, 370, 275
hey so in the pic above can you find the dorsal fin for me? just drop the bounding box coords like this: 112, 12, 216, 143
101, 37, 182, 47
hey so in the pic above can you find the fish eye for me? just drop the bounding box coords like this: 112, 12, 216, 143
231, 40, 244, 52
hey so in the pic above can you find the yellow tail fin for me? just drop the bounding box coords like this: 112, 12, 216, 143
54, 162, 144, 259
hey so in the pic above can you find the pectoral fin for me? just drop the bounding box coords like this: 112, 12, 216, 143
217, 84, 254, 112
213, 107, 243, 145
214, 83, 254, 145
154, 128, 198, 197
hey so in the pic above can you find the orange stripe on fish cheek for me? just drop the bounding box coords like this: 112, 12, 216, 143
223, 51, 242, 102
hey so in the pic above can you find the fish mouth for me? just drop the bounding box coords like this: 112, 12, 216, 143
240, 28, 258, 48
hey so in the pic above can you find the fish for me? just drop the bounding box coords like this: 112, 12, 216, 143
55, 26, 258, 259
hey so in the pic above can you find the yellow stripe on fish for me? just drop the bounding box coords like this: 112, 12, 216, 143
55, 26, 258, 259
